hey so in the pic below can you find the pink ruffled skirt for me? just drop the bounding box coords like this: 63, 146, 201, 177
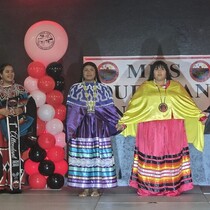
129, 119, 193, 196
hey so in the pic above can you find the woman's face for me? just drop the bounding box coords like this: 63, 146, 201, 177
154, 65, 166, 82
0, 65, 15, 85
83, 65, 96, 82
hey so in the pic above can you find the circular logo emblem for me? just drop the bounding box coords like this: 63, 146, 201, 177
98, 62, 119, 83
12, 181, 20, 189
190, 60, 210, 82
36, 31, 55, 50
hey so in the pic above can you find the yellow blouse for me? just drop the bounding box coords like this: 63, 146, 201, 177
119, 80, 205, 151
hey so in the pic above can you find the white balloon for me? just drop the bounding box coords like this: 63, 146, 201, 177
46, 118, 64, 135
30, 90, 46, 107
24, 76, 38, 92
37, 104, 55, 121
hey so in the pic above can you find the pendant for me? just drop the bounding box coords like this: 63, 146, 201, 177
158, 103, 168, 112
8, 98, 18, 108
86, 100, 95, 113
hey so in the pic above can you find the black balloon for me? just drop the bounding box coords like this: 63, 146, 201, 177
38, 160, 55, 176
47, 173, 64, 189
29, 145, 46, 162
46, 62, 63, 79
54, 76, 64, 91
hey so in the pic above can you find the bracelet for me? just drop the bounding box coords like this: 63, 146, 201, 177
199, 116, 208, 122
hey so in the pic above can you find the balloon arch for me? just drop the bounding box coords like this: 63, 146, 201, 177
23, 20, 68, 189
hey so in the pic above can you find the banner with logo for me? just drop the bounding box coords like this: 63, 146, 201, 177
84, 55, 210, 113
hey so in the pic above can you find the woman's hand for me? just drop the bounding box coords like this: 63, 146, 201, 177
116, 124, 127, 131
14, 107, 23, 116
0, 108, 10, 117
4, 107, 23, 116
200, 112, 209, 125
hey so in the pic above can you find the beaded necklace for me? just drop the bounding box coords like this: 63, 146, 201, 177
83, 81, 97, 113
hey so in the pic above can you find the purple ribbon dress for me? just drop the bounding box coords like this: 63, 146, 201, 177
66, 82, 120, 189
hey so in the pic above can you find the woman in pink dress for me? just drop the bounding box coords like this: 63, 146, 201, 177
117, 60, 207, 196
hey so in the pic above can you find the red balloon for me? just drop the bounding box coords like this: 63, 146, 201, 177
46, 90, 64, 107
54, 160, 68, 175
54, 104, 66, 121
47, 146, 65, 162
38, 133, 56, 149
38, 75, 55, 93
24, 159, 39, 175
29, 173, 47, 189
37, 118, 46, 136
27, 61, 46, 79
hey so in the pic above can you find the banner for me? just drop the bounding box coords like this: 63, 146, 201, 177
84, 55, 210, 113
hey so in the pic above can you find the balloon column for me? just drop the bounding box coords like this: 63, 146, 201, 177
23, 20, 68, 189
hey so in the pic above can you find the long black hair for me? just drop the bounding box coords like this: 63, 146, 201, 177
0, 63, 13, 75
148, 60, 172, 81
80, 62, 101, 83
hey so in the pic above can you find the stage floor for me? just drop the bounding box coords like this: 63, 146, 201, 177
0, 186, 210, 210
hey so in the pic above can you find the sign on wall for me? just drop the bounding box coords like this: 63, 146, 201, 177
84, 55, 210, 113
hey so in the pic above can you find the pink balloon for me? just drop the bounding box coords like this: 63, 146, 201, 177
37, 104, 55, 122
24, 76, 38, 92
46, 118, 63, 135
24, 20, 68, 67
55, 132, 66, 148
30, 90, 46, 107
27, 61, 46, 79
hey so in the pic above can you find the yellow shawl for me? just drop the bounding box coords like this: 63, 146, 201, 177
119, 80, 205, 151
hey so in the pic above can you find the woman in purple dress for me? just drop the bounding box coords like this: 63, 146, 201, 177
66, 62, 120, 197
